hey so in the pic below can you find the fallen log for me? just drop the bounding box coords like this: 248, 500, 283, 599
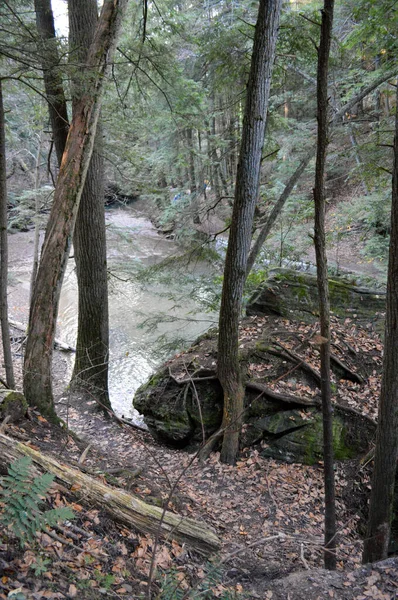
0, 433, 220, 556
9, 320, 75, 352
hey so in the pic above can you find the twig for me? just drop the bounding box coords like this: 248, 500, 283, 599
44, 529, 108, 562
78, 444, 92, 465
0, 415, 11, 433
300, 543, 310, 570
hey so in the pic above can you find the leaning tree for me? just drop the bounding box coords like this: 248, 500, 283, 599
23, 0, 127, 421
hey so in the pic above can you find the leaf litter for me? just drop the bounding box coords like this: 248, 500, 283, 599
1, 313, 398, 599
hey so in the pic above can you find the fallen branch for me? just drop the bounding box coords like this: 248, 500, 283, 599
0, 433, 221, 556
9, 319, 75, 352
245, 381, 319, 407
330, 353, 363, 384
269, 341, 322, 386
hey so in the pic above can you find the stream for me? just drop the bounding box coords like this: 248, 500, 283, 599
8, 202, 218, 422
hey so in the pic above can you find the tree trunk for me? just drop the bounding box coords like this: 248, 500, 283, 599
34, 0, 69, 166
69, 0, 110, 407
186, 127, 200, 224
23, 0, 127, 421
362, 82, 398, 565
313, 0, 336, 570
217, 0, 282, 465
0, 433, 220, 556
0, 79, 15, 389
247, 149, 313, 273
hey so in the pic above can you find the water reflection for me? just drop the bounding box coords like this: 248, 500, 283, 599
58, 206, 218, 421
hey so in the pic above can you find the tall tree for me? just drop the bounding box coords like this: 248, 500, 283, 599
362, 81, 398, 564
23, 0, 127, 421
0, 78, 15, 389
217, 0, 282, 465
69, 0, 110, 408
34, 0, 111, 407
313, 0, 336, 570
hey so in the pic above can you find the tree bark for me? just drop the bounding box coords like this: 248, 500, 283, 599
217, 0, 282, 465
34, 0, 69, 166
362, 82, 398, 564
0, 433, 220, 556
23, 0, 127, 421
69, 0, 110, 407
313, 0, 336, 570
0, 79, 15, 389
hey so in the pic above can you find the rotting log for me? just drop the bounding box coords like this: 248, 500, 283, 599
0, 433, 220, 556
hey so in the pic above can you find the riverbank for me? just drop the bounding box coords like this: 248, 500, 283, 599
1, 307, 396, 599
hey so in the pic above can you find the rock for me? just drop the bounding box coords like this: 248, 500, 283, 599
134, 368, 223, 446
246, 268, 386, 328
0, 390, 27, 423
133, 334, 376, 463
243, 405, 376, 465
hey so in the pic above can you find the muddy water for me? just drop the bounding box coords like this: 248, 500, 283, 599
8, 204, 218, 421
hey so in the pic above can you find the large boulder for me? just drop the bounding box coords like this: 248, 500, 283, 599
246, 268, 386, 329
243, 401, 376, 464
134, 367, 223, 446
133, 321, 376, 463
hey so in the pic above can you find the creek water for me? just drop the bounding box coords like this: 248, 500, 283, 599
8, 203, 218, 422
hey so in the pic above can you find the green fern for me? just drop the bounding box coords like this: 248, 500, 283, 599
0, 457, 74, 546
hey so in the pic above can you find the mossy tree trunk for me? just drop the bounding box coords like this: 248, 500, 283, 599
23, 0, 127, 421
313, 0, 336, 570
362, 82, 398, 564
217, 0, 282, 465
0, 433, 220, 556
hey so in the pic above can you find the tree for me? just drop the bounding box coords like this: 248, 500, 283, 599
34, 0, 111, 407
362, 81, 398, 564
313, 0, 336, 570
69, 0, 110, 408
216, 0, 282, 465
0, 78, 15, 389
23, 0, 127, 421
34, 0, 69, 166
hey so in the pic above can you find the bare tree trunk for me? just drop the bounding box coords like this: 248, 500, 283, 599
217, 0, 282, 465
23, 0, 127, 421
247, 149, 313, 273
313, 0, 336, 570
69, 0, 110, 408
0, 79, 15, 389
362, 82, 398, 565
34, 0, 69, 166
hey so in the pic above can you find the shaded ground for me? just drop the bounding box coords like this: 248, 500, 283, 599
1, 210, 396, 599
2, 311, 397, 599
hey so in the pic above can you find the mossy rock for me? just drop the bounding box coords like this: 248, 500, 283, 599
134, 368, 223, 446
134, 326, 376, 463
0, 390, 27, 423
244, 405, 376, 465
246, 268, 386, 327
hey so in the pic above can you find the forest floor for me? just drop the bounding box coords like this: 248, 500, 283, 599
1, 207, 397, 599
1, 311, 398, 600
